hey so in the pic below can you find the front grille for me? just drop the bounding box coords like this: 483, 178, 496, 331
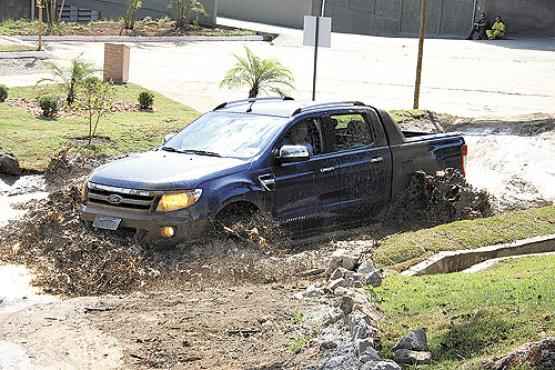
87, 183, 156, 211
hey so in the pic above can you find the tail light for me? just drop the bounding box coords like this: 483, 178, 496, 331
461, 143, 468, 176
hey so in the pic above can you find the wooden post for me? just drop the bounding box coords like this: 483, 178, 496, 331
37, 0, 43, 51
413, 0, 427, 109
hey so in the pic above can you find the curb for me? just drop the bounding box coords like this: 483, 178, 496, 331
401, 234, 555, 276
16, 34, 267, 43
0, 51, 50, 60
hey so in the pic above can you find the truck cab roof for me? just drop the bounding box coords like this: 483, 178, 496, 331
213, 97, 373, 118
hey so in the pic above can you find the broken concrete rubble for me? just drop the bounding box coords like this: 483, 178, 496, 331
392, 328, 429, 352
393, 349, 432, 364
483, 337, 555, 370
359, 360, 402, 370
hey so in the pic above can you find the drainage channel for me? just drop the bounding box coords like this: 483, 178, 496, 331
402, 234, 555, 276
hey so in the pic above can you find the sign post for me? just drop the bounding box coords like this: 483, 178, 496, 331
304, 13, 331, 101
413, 0, 428, 109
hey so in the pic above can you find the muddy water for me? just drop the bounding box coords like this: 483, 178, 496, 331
0, 175, 48, 227
464, 129, 555, 210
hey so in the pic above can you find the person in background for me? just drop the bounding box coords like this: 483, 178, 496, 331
486, 16, 506, 40
466, 12, 489, 40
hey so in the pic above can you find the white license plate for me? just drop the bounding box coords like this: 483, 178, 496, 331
93, 216, 122, 231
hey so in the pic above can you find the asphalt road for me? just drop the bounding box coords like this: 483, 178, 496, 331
4, 18, 555, 116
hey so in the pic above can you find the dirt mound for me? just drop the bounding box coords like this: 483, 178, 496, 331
383, 169, 493, 228
44, 148, 111, 187
0, 182, 321, 296
483, 337, 555, 370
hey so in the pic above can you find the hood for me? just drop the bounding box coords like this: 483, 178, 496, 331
90, 151, 250, 190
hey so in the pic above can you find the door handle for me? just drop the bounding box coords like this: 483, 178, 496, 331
320, 167, 336, 173
370, 157, 384, 164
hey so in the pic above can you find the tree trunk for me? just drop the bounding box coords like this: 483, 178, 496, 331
248, 86, 258, 98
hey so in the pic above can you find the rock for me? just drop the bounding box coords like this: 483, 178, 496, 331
330, 267, 348, 280
324, 307, 344, 325
482, 337, 555, 370
365, 270, 383, 288
328, 248, 361, 273
392, 328, 428, 352
338, 296, 354, 315
357, 260, 376, 274
334, 287, 349, 297
394, 349, 432, 364
0, 152, 21, 176
328, 278, 350, 291
351, 312, 374, 341
303, 284, 324, 298
359, 348, 382, 363
360, 360, 402, 370
320, 340, 338, 350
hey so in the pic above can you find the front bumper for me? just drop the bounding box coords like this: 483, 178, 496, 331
80, 202, 210, 245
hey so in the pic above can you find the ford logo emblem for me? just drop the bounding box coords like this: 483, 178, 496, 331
107, 194, 123, 205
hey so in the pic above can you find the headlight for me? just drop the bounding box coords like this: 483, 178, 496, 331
156, 190, 202, 212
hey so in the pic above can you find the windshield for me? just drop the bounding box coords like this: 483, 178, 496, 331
164, 112, 287, 159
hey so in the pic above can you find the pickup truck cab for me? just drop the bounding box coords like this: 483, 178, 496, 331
81, 98, 467, 243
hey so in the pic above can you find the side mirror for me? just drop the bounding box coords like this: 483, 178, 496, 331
163, 133, 177, 144
276, 145, 310, 164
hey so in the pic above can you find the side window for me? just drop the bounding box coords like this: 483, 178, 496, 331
280, 118, 323, 156
325, 113, 373, 152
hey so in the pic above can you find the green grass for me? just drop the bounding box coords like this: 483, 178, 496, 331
0, 83, 198, 170
388, 109, 427, 124
376, 255, 555, 369
374, 206, 555, 270
288, 335, 309, 353
0, 43, 35, 52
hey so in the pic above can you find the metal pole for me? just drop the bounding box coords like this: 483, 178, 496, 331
37, 0, 43, 51
413, 0, 427, 109
471, 0, 478, 27
31, 0, 36, 20
321, 0, 327, 17
312, 16, 320, 101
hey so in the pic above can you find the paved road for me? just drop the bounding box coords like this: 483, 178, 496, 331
5, 18, 555, 116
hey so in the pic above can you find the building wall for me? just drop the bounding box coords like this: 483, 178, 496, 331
483, 0, 555, 36
68, 0, 218, 24
0, 0, 31, 21
219, 0, 315, 28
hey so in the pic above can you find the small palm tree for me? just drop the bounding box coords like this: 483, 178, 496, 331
220, 47, 295, 98
37, 57, 98, 106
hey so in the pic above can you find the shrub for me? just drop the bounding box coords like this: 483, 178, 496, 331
0, 85, 8, 102
138, 91, 154, 110
78, 77, 114, 145
39, 95, 60, 118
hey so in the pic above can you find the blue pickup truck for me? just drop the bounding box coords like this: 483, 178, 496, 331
80, 98, 467, 243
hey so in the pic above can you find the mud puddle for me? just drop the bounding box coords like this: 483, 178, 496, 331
0, 175, 48, 227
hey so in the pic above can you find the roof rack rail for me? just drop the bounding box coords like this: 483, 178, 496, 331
291, 101, 366, 116
213, 96, 295, 111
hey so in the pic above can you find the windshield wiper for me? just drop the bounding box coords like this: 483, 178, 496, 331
162, 147, 222, 157
180, 149, 222, 157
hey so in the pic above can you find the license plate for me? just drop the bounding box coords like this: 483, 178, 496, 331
93, 216, 122, 231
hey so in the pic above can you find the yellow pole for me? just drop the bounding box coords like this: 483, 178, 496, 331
37, 0, 44, 51
413, 0, 427, 109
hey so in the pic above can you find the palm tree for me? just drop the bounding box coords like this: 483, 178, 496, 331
37, 57, 98, 107
220, 47, 295, 98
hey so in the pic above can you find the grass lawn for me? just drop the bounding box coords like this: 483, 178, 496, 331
0, 83, 198, 170
374, 206, 555, 271
0, 43, 35, 52
376, 255, 555, 369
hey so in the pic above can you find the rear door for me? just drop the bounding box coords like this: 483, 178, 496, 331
320, 110, 393, 217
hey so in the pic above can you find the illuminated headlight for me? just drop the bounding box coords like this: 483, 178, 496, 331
156, 190, 202, 212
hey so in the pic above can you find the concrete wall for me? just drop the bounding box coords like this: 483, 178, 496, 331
219, 0, 315, 28
67, 0, 218, 24
0, 0, 31, 21
483, 0, 555, 36
322, 0, 475, 37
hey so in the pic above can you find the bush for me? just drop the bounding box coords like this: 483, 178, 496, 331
0, 85, 8, 103
138, 91, 154, 111
39, 95, 60, 118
